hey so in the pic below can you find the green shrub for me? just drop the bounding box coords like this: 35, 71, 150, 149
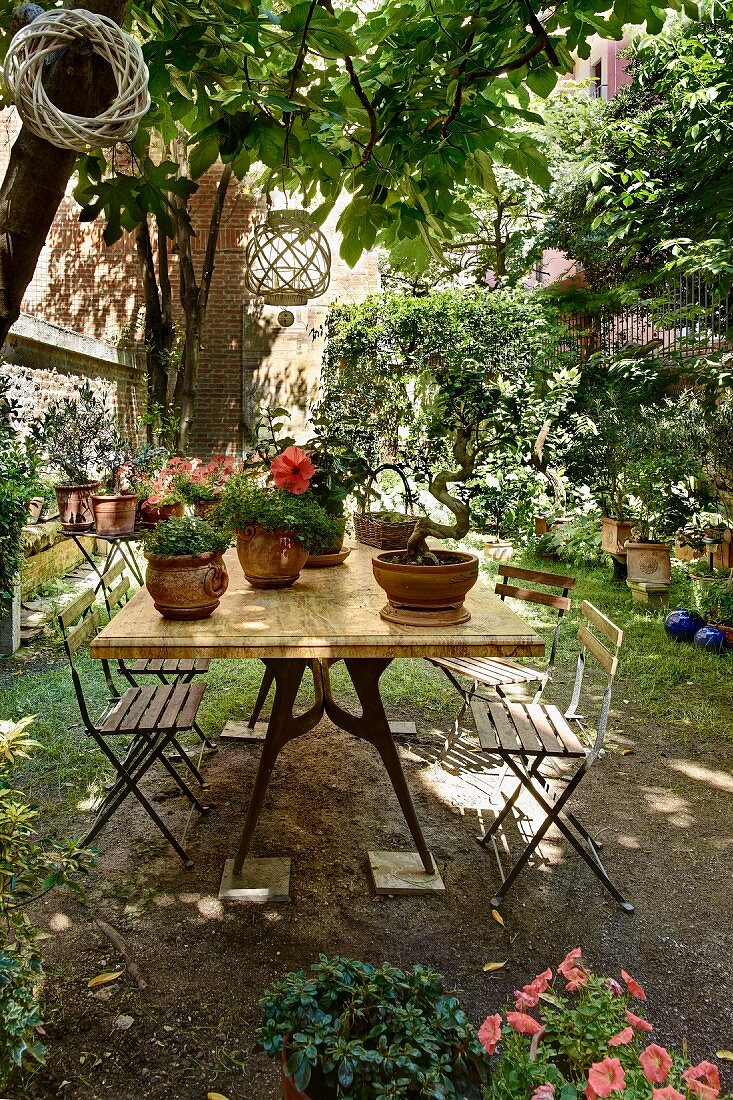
258, 955, 489, 1098
143, 515, 229, 557
217, 474, 340, 554
0, 379, 39, 604
29, 381, 125, 486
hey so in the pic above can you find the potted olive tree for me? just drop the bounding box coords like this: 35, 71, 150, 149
144, 515, 229, 620
217, 462, 340, 589
29, 382, 124, 531
258, 956, 489, 1100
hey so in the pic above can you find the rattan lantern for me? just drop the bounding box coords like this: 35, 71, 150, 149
245, 205, 331, 307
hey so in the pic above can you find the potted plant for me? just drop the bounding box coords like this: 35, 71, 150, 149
143, 515, 229, 620
29, 382, 123, 531
89, 429, 139, 537
694, 569, 733, 647
258, 956, 490, 1100
217, 461, 340, 589
179, 454, 238, 518
138, 457, 189, 526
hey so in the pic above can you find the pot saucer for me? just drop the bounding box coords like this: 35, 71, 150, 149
304, 547, 352, 568
379, 603, 471, 627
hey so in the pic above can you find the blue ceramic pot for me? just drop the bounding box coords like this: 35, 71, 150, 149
664, 608, 705, 643
693, 625, 726, 653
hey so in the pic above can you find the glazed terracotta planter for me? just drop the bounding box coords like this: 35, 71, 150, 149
372, 550, 479, 625
483, 538, 513, 562
145, 550, 229, 620
138, 501, 185, 527
55, 482, 100, 531
625, 541, 672, 587
236, 525, 309, 589
193, 499, 219, 519
91, 493, 137, 536
601, 516, 634, 557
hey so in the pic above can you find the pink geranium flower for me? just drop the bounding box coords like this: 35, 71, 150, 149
506, 1011, 543, 1035
477, 1013, 502, 1055
587, 1057, 626, 1098
531, 1086, 555, 1100
271, 446, 316, 494
682, 1061, 721, 1100
621, 969, 647, 1001
640, 1044, 673, 1084
653, 1089, 685, 1100
626, 1010, 653, 1032
608, 1026, 634, 1047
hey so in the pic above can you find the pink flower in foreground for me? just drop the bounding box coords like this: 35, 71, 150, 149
608, 1026, 634, 1047
506, 1011, 543, 1035
558, 947, 587, 990
515, 969, 552, 1010
607, 978, 623, 996
653, 1089, 685, 1100
270, 446, 315, 494
477, 1013, 502, 1055
626, 1010, 653, 1033
587, 1057, 626, 1098
531, 1086, 555, 1100
640, 1044, 673, 1084
621, 969, 647, 1001
558, 948, 582, 977
682, 1061, 721, 1100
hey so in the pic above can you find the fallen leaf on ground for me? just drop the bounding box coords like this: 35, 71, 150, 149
621, 748, 635, 756
491, 909, 505, 926
207, 1093, 231, 1099
87, 969, 125, 989
483, 961, 507, 973
716, 1051, 733, 1062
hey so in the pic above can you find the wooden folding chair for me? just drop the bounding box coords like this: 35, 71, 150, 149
432, 565, 575, 754
58, 589, 211, 866
472, 600, 633, 913
100, 560, 216, 749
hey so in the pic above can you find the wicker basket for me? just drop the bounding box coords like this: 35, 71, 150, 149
354, 464, 417, 550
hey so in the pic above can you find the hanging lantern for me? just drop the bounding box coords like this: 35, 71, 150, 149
244, 173, 331, 307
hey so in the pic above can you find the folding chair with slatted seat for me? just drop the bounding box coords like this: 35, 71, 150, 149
431, 565, 575, 754
58, 589, 211, 867
472, 600, 633, 913
100, 560, 216, 749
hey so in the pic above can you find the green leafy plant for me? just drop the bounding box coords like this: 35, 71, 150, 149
0, 377, 40, 604
143, 515, 229, 558
258, 955, 489, 1099
217, 473, 340, 554
694, 571, 733, 626
0, 717, 93, 1088
29, 382, 126, 487
542, 512, 604, 566
481, 949, 730, 1099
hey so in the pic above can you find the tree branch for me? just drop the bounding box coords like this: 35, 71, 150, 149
320, 0, 377, 165
199, 163, 233, 312
406, 428, 474, 557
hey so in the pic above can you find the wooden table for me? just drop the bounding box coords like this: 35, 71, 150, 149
92, 543, 543, 898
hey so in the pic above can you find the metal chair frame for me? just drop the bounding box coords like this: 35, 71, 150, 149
58, 589, 210, 866
474, 600, 633, 913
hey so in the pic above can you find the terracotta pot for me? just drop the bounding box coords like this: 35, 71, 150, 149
484, 538, 513, 562
601, 516, 634, 557
55, 482, 100, 531
194, 499, 219, 519
625, 541, 672, 586
138, 501, 186, 527
372, 550, 479, 622
26, 497, 44, 523
674, 537, 700, 564
91, 493, 137, 536
236, 525, 309, 589
145, 550, 229, 620
534, 515, 550, 537
715, 622, 733, 648
280, 1050, 313, 1100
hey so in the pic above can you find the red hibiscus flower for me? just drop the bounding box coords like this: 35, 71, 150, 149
640, 1044, 673, 1084
270, 446, 316, 494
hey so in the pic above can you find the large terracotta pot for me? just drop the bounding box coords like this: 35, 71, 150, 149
601, 516, 634, 557
145, 550, 229, 620
26, 497, 44, 523
91, 493, 137, 536
625, 541, 672, 586
55, 482, 100, 531
372, 550, 479, 625
236, 525, 309, 589
138, 500, 185, 527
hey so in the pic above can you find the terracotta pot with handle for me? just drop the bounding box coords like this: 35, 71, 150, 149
145, 550, 229, 620
236, 525, 309, 588
91, 493, 137, 536
55, 482, 100, 531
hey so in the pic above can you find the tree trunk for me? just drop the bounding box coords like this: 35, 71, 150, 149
0, 0, 129, 346
406, 428, 475, 561
135, 218, 167, 438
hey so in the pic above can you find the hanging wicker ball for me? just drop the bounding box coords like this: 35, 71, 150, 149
244, 208, 331, 307
3, 9, 150, 152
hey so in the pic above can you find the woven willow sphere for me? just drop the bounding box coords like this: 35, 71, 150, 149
3, 9, 150, 152
244, 209, 331, 307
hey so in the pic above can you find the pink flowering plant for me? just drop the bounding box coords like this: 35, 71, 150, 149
479, 951, 729, 1100
180, 454, 239, 503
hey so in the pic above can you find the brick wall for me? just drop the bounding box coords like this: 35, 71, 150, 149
0, 109, 379, 457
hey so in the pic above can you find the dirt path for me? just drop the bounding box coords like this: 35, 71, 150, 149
13, 674, 733, 1100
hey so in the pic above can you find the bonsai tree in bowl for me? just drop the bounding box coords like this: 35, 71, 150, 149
144, 515, 229, 620
258, 956, 489, 1100
217, 461, 340, 589
29, 382, 125, 531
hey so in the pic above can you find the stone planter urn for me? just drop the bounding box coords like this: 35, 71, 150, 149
625, 541, 672, 587
145, 551, 229, 620
483, 538, 514, 562
236, 525, 309, 588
